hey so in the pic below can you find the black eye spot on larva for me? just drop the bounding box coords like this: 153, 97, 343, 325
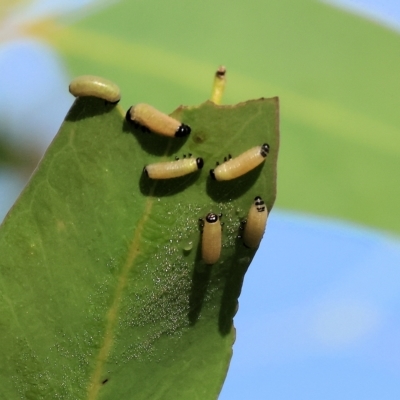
175, 124, 191, 137
206, 212, 219, 223
260, 143, 270, 157
254, 195, 266, 212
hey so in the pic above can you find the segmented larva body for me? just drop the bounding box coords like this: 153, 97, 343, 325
210, 143, 270, 181
144, 156, 204, 179
201, 213, 222, 265
126, 103, 191, 137
243, 196, 268, 248
68, 75, 121, 103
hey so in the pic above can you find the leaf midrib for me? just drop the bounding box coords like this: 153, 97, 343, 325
86, 194, 154, 399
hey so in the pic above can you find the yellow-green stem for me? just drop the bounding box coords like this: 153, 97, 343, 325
210, 65, 226, 105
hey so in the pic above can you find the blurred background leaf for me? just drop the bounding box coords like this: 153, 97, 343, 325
2, 0, 400, 233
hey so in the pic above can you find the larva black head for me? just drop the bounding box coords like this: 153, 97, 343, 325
254, 196, 265, 205
143, 166, 149, 177
254, 196, 266, 212
196, 157, 204, 169
260, 143, 270, 157
175, 123, 191, 137
206, 212, 219, 223
209, 169, 216, 180
125, 106, 133, 122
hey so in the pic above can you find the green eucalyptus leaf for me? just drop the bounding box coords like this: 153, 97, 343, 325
0, 95, 279, 399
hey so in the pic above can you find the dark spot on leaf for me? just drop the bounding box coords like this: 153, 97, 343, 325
192, 133, 205, 144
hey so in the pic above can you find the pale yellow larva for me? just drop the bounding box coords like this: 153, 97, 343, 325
201, 213, 222, 265
210, 143, 270, 181
69, 75, 121, 103
144, 156, 204, 179
242, 196, 268, 248
126, 103, 191, 137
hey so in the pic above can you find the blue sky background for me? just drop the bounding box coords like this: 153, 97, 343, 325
221, 212, 400, 399
1, 1, 400, 399
323, 0, 400, 31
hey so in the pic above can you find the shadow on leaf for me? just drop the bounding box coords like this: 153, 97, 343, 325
122, 119, 188, 157
65, 97, 118, 121
206, 164, 263, 202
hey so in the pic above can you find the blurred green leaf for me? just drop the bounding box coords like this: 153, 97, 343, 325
0, 136, 16, 166
0, 96, 278, 399
0, 133, 41, 175
44, 0, 400, 233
